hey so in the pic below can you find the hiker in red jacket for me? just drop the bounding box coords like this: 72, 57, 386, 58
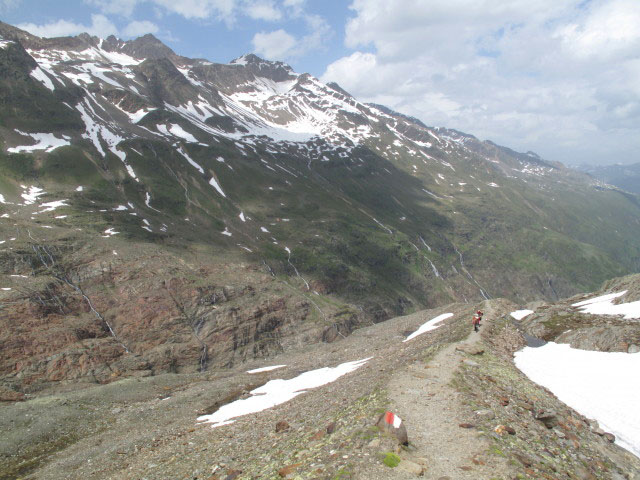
472, 314, 481, 332
476, 310, 483, 326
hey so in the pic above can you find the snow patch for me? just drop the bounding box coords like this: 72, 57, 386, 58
198, 357, 371, 428
510, 310, 534, 320
30, 66, 55, 91
9, 131, 70, 153
21, 186, 45, 205
572, 291, 627, 307
209, 176, 226, 198
126, 108, 155, 123
404, 313, 453, 342
572, 291, 640, 319
158, 124, 198, 143
515, 342, 640, 458
247, 365, 286, 374
176, 147, 204, 174
38, 200, 68, 213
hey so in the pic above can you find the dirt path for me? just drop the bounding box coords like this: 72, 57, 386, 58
373, 302, 512, 479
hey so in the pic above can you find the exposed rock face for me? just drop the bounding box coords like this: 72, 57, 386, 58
0, 248, 367, 393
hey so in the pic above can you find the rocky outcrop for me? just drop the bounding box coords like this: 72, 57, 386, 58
0, 247, 367, 393
518, 273, 640, 352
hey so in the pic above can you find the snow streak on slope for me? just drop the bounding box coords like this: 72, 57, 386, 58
9, 131, 70, 153
403, 313, 453, 342
247, 365, 286, 374
75, 100, 139, 182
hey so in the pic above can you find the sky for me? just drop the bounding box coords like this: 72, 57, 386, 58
2, 0, 639, 166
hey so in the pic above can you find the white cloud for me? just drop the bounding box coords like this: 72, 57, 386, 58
17, 14, 118, 38
252, 29, 296, 59
0, 0, 21, 12
555, 0, 640, 60
84, 0, 140, 17
251, 8, 330, 60
150, 0, 236, 20
122, 20, 159, 37
243, 0, 282, 21
87, 0, 238, 21
282, 0, 305, 16
322, 0, 640, 165
16, 13, 158, 40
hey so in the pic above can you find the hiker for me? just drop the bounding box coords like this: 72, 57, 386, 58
476, 310, 483, 326
472, 314, 481, 332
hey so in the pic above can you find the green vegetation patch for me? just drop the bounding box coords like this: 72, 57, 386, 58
381, 451, 401, 467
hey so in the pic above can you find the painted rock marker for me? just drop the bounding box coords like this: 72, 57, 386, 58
377, 410, 409, 445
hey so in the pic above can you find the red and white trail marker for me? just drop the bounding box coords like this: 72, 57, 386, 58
377, 410, 409, 445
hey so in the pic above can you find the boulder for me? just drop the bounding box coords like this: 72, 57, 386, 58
275, 420, 290, 433
278, 463, 301, 478
398, 459, 425, 476
376, 411, 409, 445
535, 409, 558, 428
494, 424, 515, 435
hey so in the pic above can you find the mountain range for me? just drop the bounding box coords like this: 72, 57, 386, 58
0, 22, 639, 390
2, 21, 640, 480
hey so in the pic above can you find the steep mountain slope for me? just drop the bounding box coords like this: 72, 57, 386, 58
1, 22, 640, 390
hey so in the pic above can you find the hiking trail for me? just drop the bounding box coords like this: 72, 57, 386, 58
358, 302, 512, 479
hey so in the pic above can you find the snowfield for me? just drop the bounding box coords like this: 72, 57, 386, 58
515, 342, 640, 458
